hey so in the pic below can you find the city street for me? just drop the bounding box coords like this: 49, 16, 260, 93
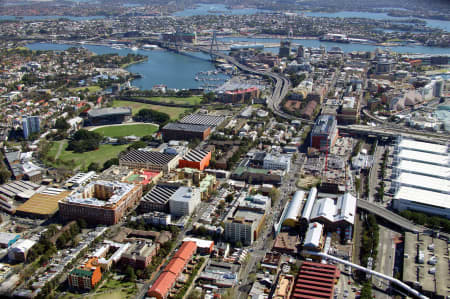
135, 201, 210, 299
368, 144, 384, 203
373, 225, 401, 299
237, 153, 304, 299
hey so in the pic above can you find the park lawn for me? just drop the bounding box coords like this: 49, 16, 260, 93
94, 290, 134, 299
69, 86, 102, 93
136, 96, 202, 105
47, 140, 68, 159
48, 141, 128, 170
93, 124, 158, 138
112, 100, 190, 120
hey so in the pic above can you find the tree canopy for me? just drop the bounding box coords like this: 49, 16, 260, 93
133, 108, 170, 125
67, 129, 103, 153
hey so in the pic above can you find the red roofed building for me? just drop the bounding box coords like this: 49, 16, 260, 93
220, 87, 260, 103
290, 261, 340, 299
148, 241, 197, 299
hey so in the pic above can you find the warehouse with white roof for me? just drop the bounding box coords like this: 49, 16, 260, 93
393, 187, 450, 219
392, 138, 449, 218
395, 149, 449, 167
282, 190, 305, 227
396, 138, 448, 155
394, 160, 449, 180
392, 172, 449, 194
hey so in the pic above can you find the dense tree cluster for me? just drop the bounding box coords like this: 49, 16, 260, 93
133, 108, 170, 125
360, 214, 379, 267
54, 118, 70, 131
102, 157, 119, 171
400, 210, 450, 233
67, 129, 103, 153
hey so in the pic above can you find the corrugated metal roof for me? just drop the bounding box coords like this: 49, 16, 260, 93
283, 191, 305, 225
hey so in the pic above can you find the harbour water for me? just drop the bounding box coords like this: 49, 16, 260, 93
299, 11, 450, 32
173, 4, 269, 17
220, 37, 450, 55
26, 43, 229, 90
0, 15, 105, 21
2, 5, 448, 32
27, 39, 448, 91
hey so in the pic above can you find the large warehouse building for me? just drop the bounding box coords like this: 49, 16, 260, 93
161, 123, 211, 142
282, 191, 305, 227
178, 149, 211, 171
87, 107, 132, 125
291, 261, 340, 299
119, 150, 180, 173
161, 114, 226, 142
392, 138, 449, 218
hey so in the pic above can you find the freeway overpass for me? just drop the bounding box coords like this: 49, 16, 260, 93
153, 39, 449, 142
357, 200, 423, 233
150, 39, 294, 122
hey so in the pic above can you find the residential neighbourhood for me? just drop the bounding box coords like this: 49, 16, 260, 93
0, 0, 448, 299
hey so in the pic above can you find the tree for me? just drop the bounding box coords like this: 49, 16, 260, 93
187, 289, 202, 299
117, 137, 128, 145
67, 129, 102, 153
202, 92, 216, 103
54, 118, 70, 130
125, 265, 137, 282
0, 169, 11, 184
225, 194, 234, 203
133, 108, 169, 125
235, 241, 243, 248
141, 135, 154, 142
103, 158, 119, 170
77, 218, 87, 229
88, 162, 100, 172
56, 235, 67, 249
127, 141, 147, 151
269, 187, 280, 204
360, 281, 372, 299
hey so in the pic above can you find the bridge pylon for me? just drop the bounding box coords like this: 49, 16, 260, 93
174, 27, 184, 52
210, 31, 220, 61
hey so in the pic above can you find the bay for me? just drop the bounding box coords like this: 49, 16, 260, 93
219, 37, 450, 55
174, 3, 269, 17
299, 11, 450, 32
0, 15, 105, 21
26, 43, 228, 90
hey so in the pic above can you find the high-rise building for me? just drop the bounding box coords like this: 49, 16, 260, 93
433, 77, 444, 98
225, 194, 270, 245
279, 39, 291, 58
310, 115, 338, 152
22, 116, 40, 139
297, 45, 304, 58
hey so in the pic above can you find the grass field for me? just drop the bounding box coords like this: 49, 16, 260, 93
112, 100, 190, 120
136, 96, 202, 105
69, 86, 102, 93
92, 124, 158, 138
47, 141, 128, 170
59, 280, 136, 299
